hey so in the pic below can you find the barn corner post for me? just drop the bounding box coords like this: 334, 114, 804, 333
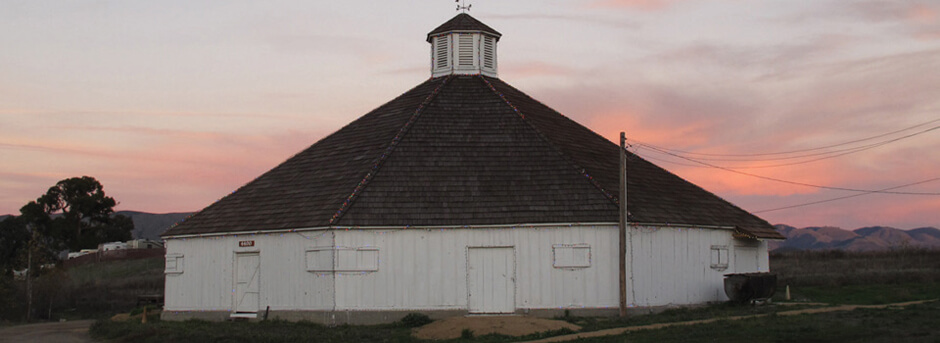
619, 132, 628, 317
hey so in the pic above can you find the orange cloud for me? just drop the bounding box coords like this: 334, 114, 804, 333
587, 110, 711, 148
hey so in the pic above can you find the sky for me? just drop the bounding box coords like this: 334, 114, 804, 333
1, 0, 938, 230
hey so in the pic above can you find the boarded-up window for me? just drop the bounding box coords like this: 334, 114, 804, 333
710, 245, 729, 270
305, 248, 334, 272
165, 254, 184, 274
306, 247, 379, 272
553, 244, 591, 268
336, 248, 379, 272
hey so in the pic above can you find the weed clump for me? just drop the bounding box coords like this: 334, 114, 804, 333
399, 313, 432, 327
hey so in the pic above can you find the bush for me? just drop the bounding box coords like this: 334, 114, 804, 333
399, 312, 432, 327
461, 328, 474, 339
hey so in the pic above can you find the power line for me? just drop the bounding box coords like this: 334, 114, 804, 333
754, 177, 940, 213
636, 117, 940, 158
635, 124, 939, 163
632, 143, 940, 195
632, 124, 939, 169
631, 146, 708, 168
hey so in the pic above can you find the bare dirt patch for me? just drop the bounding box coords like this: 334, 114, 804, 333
413, 316, 580, 340
110, 309, 162, 322
0, 319, 94, 343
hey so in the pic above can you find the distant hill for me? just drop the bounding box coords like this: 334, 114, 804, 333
117, 211, 193, 240
771, 225, 940, 252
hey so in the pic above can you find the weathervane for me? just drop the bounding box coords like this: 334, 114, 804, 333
456, 0, 471, 12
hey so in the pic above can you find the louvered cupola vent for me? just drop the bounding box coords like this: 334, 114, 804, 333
434, 36, 449, 70
427, 13, 501, 78
458, 34, 474, 67
482, 36, 495, 69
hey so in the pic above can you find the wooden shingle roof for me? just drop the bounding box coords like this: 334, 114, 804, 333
427, 13, 501, 42
163, 75, 782, 239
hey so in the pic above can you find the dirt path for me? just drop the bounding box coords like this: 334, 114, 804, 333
0, 320, 95, 343
414, 316, 580, 340
522, 299, 938, 343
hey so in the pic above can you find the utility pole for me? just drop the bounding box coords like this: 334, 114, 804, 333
619, 132, 628, 317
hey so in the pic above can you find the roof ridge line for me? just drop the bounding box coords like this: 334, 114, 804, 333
478, 75, 621, 208
328, 75, 453, 225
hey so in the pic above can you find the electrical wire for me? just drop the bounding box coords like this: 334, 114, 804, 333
636, 117, 940, 158
632, 124, 938, 169
753, 177, 940, 213
628, 144, 940, 195
633, 124, 939, 164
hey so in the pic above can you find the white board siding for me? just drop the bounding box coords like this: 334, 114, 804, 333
332, 225, 619, 311
163, 231, 336, 313
628, 227, 770, 307
164, 224, 770, 314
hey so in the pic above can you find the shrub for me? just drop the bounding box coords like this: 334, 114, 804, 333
399, 312, 432, 327
461, 328, 474, 339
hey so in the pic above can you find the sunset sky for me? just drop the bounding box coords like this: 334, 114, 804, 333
1, 1, 938, 230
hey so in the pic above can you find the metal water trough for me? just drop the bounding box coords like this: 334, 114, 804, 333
724, 272, 777, 303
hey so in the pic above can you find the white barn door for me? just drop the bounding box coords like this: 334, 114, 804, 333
234, 252, 260, 315
467, 247, 515, 314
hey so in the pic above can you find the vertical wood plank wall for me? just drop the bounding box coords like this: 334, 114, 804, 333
163, 225, 770, 313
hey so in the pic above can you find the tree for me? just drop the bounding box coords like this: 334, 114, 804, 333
22, 176, 134, 252
0, 216, 29, 275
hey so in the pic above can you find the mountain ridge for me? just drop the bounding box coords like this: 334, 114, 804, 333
771, 224, 940, 251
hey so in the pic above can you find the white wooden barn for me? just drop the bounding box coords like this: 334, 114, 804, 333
161, 13, 784, 324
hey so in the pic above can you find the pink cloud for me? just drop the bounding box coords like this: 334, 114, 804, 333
0, 124, 328, 215
907, 4, 938, 24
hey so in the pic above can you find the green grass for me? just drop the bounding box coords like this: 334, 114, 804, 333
89, 299, 940, 343
783, 282, 940, 305
573, 301, 940, 343
562, 302, 815, 333
91, 319, 415, 343
89, 318, 576, 343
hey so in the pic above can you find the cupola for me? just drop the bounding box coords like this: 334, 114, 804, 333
427, 13, 502, 78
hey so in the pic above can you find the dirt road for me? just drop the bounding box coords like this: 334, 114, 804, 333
0, 320, 95, 343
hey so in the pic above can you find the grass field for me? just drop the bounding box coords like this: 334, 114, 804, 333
90, 249, 940, 342
573, 301, 940, 343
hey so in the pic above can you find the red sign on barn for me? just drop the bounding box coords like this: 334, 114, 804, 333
238, 240, 255, 247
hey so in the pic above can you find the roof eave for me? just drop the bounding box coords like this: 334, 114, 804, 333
426, 30, 502, 43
